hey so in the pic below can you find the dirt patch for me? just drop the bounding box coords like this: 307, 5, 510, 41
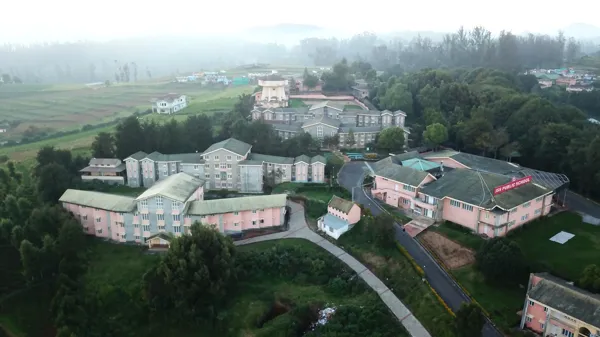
420, 231, 475, 270
361, 252, 388, 270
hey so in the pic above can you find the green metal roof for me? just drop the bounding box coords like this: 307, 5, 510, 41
136, 172, 205, 202
238, 160, 263, 166
187, 194, 287, 216
59, 189, 137, 212
249, 153, 294, 165
125, 151, 148, 161
401, 158, 441, 172
203, 138, 252, 156
420, 169, 549, 210
311, 155, 327, 164
294, 155, 311, 164
374, 158, 431, 187
328, 195, 355, 214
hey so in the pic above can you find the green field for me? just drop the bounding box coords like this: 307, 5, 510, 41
0, 84, 253, 164
427, 212, 600, 330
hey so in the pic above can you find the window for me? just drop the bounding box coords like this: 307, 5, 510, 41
82, 215, 88, 220
511, 208, 517, 213
462, 204, 474, 212
252, 220, 257, 225
173, 225, 181, 233
521, 214, 529, 221
135, 235, 140, 240
508, 220, 516, 228
214, 155, 219, 160
536, 197, 543, 202
562, 329, 574, 337
529, 300, 534, 306
134, 224, 139, 228
526, 317, 532, 323
485, 212, 489, 219
220, 163, 227, 169
163, 170, 167, 176
227, 182, 233, 188
260, 219, 265, 224
143, 224, 150, 232
173, 214, 181, 222
194, 165, 199, 170
402, 199, 410, 205
158, 224, 165, 231
118, 222, 125, 228
172, 202, 180, 211
252, 210, 257, 214
205, 163, 210, 169
523, 202, 531, 208
227, 164, 232, 169
540, 323, 545, 329
403, 184, 416, 192
156, 196, 163, 208
534, 208, 541, 215
141, 213, 149, 220
205, 173, 210, 178
96, 217, 101, 223
121, 234, 126, 239
157, 214, 165, 221
234, 222, 239, 227
234, 211, 239, 215
214, 164, 218, 168
140, 200, 148, 208
316, 126, 323, 138
450, 200, 461, 208
227, 173, 232, 179
227, 155, 232, 161
97, 229, 103, 234
214, 174, 219, 178
543, 307, 548, 312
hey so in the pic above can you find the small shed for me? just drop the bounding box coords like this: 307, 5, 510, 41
146, 232, 174, 249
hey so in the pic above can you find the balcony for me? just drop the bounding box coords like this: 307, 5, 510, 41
413, 197, 437, 210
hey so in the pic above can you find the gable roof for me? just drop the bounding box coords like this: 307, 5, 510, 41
311, 155, 326, 164
187, 194, 287, 216
146, 232, 175, 242
302, 115, 341, 129
309, 101, 345, 111
124, 151, 148, 161
152, 93, 185, 102
294, 155, 311, 164
323, 213, 350, 229
89, 158, 122, 166
374, 159, 431, 187
136, 173, 205, 202
203, 138, 252, 156
391, 151, 422, 164
144, 152, 204, 163
529, 272, 600, 328
328, 195, 355, 214
419, 169, 549, 210
59, 189, 137, 212
249, 153, 294, 165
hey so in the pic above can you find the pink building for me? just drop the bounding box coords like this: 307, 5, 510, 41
317, 196, 361, 239
59, 173, 288, 246
520, 272, 600, 337
370, 150, 566, 237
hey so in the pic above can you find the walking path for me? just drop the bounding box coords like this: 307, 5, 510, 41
234, 201, 432, 337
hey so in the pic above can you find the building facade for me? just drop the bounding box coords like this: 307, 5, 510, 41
123, 138, 326, 193
151, 94, 188, 114
520, 272, 600, 337
251, 101, 409, 148
318, 196, 361, 239
370, 150, 568, 237
80, 158, 126, 185
255, 77, 289, 108
60, 173, 289, 244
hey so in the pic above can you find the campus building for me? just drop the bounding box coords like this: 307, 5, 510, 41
251, 101, 410, 148
317, 196, 361, 240
59, 173, 289, 244
370, 150, 569, 237
123, 138, 326, 193
520, 272, 600, 337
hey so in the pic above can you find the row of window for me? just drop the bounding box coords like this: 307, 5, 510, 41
140, 197, 182, 210
204, 155, 243, 161
449, 199, 474, 212
137, 213, 182, 222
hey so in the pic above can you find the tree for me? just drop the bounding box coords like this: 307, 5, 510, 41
263, 168, 283, 193
37, 163, 72, 203
381, 83, 413, 114
303, 68, 319, 88
455, 303, 485, 337
377, 127, 405, 153
345, 129, 356, 148
368, 214, 396, 249
91, 132, 115, 158
579, 264, 600, 293
476, 237, 527, 286
423, 123, 448, 150
144, 223, 237, 322
114, 116, 145, 159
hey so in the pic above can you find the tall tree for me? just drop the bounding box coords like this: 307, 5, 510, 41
377, 127, 405, 152
91, 132, 115, 158
423, 123, 448, 150
455, 303, 485, 337
114, 116, 145, 159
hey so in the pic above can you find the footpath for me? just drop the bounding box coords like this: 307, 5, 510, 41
234, 201, 432, 337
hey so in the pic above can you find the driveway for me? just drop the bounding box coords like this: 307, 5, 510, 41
338, 161, 503, 337
565, 190, 600, 219
235, 201, 432, 337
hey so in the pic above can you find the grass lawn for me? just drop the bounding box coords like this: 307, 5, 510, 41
508, 212, 600, 280
272, 182, 350, 203
452, 266, 525, 329
338, 223, 456, 337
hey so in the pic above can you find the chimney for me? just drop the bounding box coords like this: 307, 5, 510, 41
440, 162, 444, 172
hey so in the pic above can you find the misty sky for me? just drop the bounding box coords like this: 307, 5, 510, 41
2, 0, 594, 43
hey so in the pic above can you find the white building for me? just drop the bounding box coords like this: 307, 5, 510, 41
151, 94, 188, 114
256, 76, 288, 108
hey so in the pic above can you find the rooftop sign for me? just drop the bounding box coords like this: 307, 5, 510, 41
493, 176, 532, 196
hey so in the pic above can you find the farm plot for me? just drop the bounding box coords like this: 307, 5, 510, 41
419, 230, 475, 270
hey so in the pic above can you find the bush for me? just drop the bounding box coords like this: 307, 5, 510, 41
476, 237, 528, 286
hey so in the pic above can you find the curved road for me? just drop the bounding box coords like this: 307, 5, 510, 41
235, 201, 432, 337
338, 161, 502, 337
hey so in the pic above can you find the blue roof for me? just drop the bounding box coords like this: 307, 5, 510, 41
401, 158, 441, 171
323, 214, 350, 230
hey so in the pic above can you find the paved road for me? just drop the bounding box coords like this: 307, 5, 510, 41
565, 190, 600, 219
235, 201, 432, 337
338, 161, 502, 337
